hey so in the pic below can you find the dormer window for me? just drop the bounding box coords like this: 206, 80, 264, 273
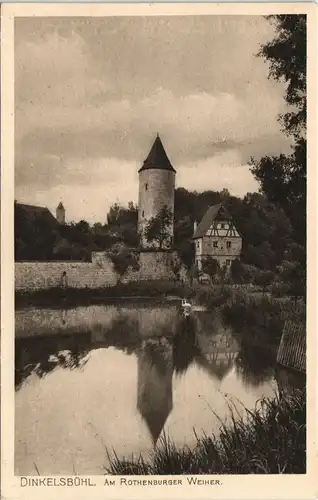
221, 223, 225, 229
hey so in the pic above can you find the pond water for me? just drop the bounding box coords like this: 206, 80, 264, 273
15, 302, 304, 476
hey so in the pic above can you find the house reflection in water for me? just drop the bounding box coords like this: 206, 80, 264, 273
137, 338, 173, 444
196, 326, 239, 382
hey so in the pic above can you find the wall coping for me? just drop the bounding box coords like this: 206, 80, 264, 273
15, 260, 91, 264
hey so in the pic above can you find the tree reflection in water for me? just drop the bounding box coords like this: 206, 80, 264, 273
234, 342, 276, 388
15, 332, 91, 390
173, 315, 200, 375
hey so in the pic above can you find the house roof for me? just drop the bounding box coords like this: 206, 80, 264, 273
138, 135, 176, 173
193, 203, 222, 238
15, 202, 58, 229
193, 203, 240, 239
196, 355, 233, 381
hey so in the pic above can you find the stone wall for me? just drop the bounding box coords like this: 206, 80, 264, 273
15, 250, 180, 291
195, 235, 242, 271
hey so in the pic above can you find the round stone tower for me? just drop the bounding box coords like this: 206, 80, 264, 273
138, 135, 176, 249
56, 201, 65, 225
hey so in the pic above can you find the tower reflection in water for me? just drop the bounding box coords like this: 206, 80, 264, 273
137, 338, 173, 444
136, 314, 215, 445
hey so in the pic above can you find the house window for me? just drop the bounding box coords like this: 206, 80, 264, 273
226, 259, 231, 265
213, 241, 218, 248
220, 223, 225, 229
145, 183, 148, 190
197, 241, 199, 248
226, 241, 232, 249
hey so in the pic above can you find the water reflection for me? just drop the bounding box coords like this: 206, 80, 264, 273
15, 332, 91, 390
15, 303, 304, 475
137, 338, 173, 444
234, 343, 276, 388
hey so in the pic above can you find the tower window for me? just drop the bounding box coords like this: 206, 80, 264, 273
142, 210, 144, 217
145, 183, 148, 190
213, 241, 218, 248
226, 241, 232, 249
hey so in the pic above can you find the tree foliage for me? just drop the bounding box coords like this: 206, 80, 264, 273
277, 260, 306, 299
250, 15, 306, 246
258, 15, 306, 139
109, 243, 140, 284
202, 256, 219, 280
144, 206, 173, 249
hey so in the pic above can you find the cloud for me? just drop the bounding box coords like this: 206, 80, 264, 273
15, 157, 139, 223
15, 150, 258, 224
14, 16, 291, 221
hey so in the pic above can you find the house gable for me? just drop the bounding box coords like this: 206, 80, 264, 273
194, 203, 241, 240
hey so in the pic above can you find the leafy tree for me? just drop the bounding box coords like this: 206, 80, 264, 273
202, 256, 219, 281
258, 15, 306, 139
106, 202, 138, 247
172, 258, 182, 282
283, 242, 306, 267
278, 260, 306, 299
244, 241, 276, 270
176, 240, 195, 272
254, 269, 275, 295
76, 220, 90, 234
144, 206, 173, 249
250, 15, 306, 246
231, 259, 244, 284
109, 243, 140, 284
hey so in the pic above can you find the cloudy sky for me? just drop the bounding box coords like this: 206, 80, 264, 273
15, 16, 291, 223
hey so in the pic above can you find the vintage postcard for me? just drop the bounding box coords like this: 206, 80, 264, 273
1, 2, 317, 500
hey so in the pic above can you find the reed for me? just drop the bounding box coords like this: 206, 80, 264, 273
106, 390, 306, 475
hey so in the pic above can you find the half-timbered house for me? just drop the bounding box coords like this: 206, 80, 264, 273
193, 203, 242, 271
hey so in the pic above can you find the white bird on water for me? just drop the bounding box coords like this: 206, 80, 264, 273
181, 298, 192, 316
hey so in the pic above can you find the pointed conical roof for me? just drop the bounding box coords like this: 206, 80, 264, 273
138, 135, 176, 173
57, 202, 64, 210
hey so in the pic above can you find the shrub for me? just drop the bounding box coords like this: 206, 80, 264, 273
221, 291, 305, 340
194, 285, 234, 309
270, 282, 289, 298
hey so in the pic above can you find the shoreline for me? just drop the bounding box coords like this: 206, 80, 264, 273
15, 281, 192, 310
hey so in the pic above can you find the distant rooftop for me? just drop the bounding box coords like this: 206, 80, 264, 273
138, 135, 176, 173
15, 202, 58, 228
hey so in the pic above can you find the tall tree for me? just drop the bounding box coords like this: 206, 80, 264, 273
144, 206, 173, 249
250, 15, 306, 246
109, 243, 140, 284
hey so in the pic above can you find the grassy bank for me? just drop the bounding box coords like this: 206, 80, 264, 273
222, 292, 306, 341
106, 390, 306, 475
193, 285, 306, 342
15, 280, 192, 309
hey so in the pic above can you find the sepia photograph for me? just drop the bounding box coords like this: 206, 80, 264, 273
1, 3, 315, 494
